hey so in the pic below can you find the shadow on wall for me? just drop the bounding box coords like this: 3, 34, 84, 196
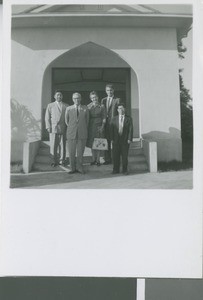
142, 128, 181, 140
11, 99, 41, 162
142, 128, 184, 162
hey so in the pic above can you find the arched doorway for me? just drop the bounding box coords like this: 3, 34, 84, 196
52, 68, 130, 108
41, 42, 139, 140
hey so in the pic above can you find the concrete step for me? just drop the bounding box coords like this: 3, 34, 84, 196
35, 155, 93, 165
130, 141, 142, 148
39, 141, 143, 155
32, 163, 64, 172
32, 161, 148, 173
64, 156, 92, 164
129, 148, 143, 156
33, 140, 147, 172
128, 154, 146, 163
41, 141, 142, 150
128, 155, 148, 171
35, 155, 53, 164
40, 141, 50, 148
32, 160, 148, 173
129, 139, 143, 156
38, 147, 50, 156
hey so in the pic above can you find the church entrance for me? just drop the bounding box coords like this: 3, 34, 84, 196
52, 67, 131, 109
41, 42, 140, 140
42, 67, 131, 140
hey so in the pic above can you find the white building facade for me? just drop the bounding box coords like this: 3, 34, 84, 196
11, 5, 192, 163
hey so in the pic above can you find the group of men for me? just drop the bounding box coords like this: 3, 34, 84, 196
45, 84, 133, 175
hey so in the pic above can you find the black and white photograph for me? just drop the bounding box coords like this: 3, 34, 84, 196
1, 0, 203, 286
9, 2, 194, 189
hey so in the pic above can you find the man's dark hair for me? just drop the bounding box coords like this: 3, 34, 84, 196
105, 83, 114, 89
89, 91, 98, 98
118, 103, 125, 108
54, 90, 63, 95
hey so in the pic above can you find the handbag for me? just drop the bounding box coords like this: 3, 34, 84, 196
92, 138, 108, 151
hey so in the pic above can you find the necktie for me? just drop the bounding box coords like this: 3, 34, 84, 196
57, 101, 62, 112
77, 107, 79, 118
119, 115, 124, 135
107, 97, 111, 111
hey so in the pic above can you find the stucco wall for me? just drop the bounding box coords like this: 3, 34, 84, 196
11, 26, 181, 161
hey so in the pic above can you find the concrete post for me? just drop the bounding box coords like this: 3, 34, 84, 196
23, 140, 40, 173
143, 140, 158, 172
149, 142, 157, 172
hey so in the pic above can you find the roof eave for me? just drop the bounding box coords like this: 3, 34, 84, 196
12, 14, 192, 41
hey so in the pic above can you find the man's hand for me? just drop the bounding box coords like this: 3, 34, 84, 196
47, 128, 51, 133
127, 140, 131, 144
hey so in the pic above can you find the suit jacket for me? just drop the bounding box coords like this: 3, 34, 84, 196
45, 101, 68, 134
110, 115, 133, 144
65, 105, 89, 140
101, 96, 121, 123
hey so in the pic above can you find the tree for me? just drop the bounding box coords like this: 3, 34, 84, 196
178, 40, 193, 142
179, 71, 193, 141
178, 41, 187, 59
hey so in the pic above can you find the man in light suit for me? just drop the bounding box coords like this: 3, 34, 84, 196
101, 83, 121, 164
110, 103, 133, 175
65, 93, 89, 174
45, 90, 68, 167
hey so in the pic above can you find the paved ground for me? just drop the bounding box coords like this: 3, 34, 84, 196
10, 164, 193, 189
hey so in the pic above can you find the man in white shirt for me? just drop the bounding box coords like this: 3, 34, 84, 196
45, 90, 68, 166
110, 103, 133, 175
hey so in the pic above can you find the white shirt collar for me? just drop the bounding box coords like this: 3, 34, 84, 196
56, 101, 62, 108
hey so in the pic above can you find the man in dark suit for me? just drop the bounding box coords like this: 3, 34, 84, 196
110, 103, 133, 175
45, 90, 68, 166
65, 92, 89, 174
101, 83, 121, 164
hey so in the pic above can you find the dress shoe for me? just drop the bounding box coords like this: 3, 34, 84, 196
103, 161, 110, 165
90, 161, 96, 165
96, 162, 101, 166
123, 171, 129, 175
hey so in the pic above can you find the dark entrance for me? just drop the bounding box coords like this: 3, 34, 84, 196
42, 67, 131, 140
52, 68, 131, 108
